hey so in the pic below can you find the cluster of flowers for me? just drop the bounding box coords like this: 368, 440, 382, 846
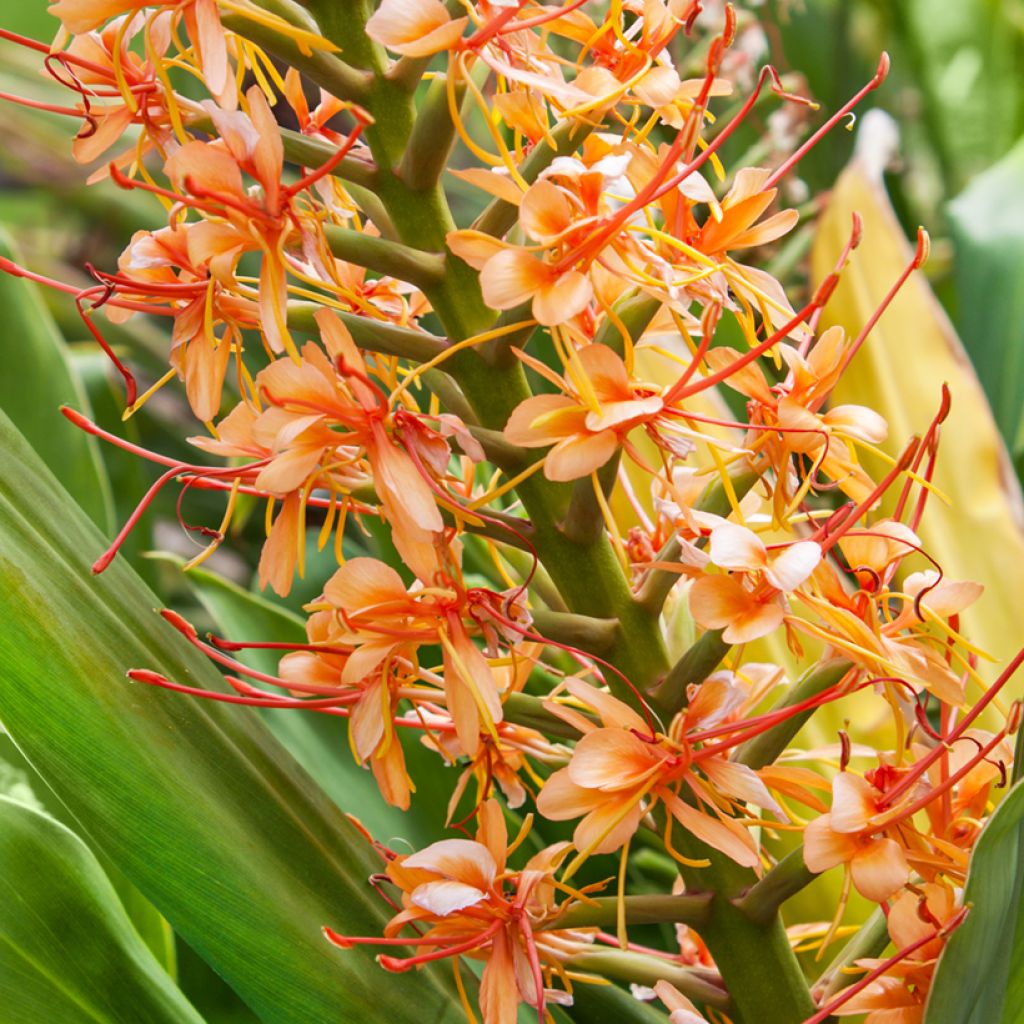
6, 1, 1019, 1022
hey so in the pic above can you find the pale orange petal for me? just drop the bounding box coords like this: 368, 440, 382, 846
480, 248, 550, 311
663, 790, 760, 868
519, 180, 575, 243
532, 270, 593, 326
324, 556, 407, 611
802, 814, 858, 873
764, 541, 821, 592
403, 838, 497, 890
829, 773, 878, 834
567, 729, 661, 791
544, 430, 618, 481
708, 522, 767, 572
366, 0, 468, 56
258, 492, 301, 597
409, 879, 487, 916
850, 838, 910, 902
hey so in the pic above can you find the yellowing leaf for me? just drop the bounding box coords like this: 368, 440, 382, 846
811, 153, 1024, 695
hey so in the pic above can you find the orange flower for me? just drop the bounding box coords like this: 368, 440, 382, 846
689, 522, 821, 644
537, 678, 778, 866
831, 883, 960, 1024
50, 0, 235, 107
503, 345, 664, 481
311, 556, 504, 756
366, 0, 469, 56
279, 607, 415, 809
327, 802, 597, 1024
803, 772, 910, 902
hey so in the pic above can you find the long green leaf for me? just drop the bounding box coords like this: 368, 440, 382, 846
925, 779, 1024, 1023
0, 407, 459, 1024
947, 136, 1024, 470
0, 228, 113, 531
0, 730, 178, 978
0, 796, 203, 1024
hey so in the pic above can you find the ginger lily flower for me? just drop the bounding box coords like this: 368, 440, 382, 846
503, 344, 665, 481
829, 883, 962, 1024
327, 802, 598, 1024
689, 522, 821, 644
311, 556, 505, 757
803, 772, 910, 902
537, 678, 779, 867
50, 0, 236, 108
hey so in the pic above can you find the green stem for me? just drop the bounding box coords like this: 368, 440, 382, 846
292, 10, 814, 1020
554, 893, 711, 930
286, 303, 446, 362
735, 660, 852, 770
648, 631, 729, 719
323, 226, 446, 288
735, 847, 818, 926
565, 952, 729, 1011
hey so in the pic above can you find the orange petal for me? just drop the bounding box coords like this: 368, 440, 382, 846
850, 837, 910, 902
257, 492, 301, 597
480, 248, 549, 311
662, 790, 760, 869
802, 814, 858, 873
165, 140, 244, 199
532, 270, 593, 326
403, 838, 497, 890
573, 794, 645, 855
520, 179, 575, 243
567, 729, 662, 791
829, 773, 880, 834
409, 879, 487, 916
708, 522, 767, 572
324, 556, 407, 611
544, 430, 618, 481
366, 0, 468, 56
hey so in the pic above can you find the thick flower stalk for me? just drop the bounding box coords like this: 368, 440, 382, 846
5, 2, 1021, 1023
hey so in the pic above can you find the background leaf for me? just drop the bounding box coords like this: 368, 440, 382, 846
811, 146, 1024, 689
0, 795, 204, 1024
0, 228, 113, 531
925, 778, 1024, 1022
0, 407, 460, 1024
947, 136, 1024, 473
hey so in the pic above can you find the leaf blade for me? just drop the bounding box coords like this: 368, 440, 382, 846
0, 407, 459, 1024
0, 795, 204, 1024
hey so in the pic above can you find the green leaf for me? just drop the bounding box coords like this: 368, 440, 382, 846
898, 1, 1022, 188
158, 555, 450, 847
925, 779, 1024, 1023
0, 228, 113, 531
0, 408, 460, 1024
0, 795, 203, 1024
0, 731, 178, 978
947, 136, 1024, 469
